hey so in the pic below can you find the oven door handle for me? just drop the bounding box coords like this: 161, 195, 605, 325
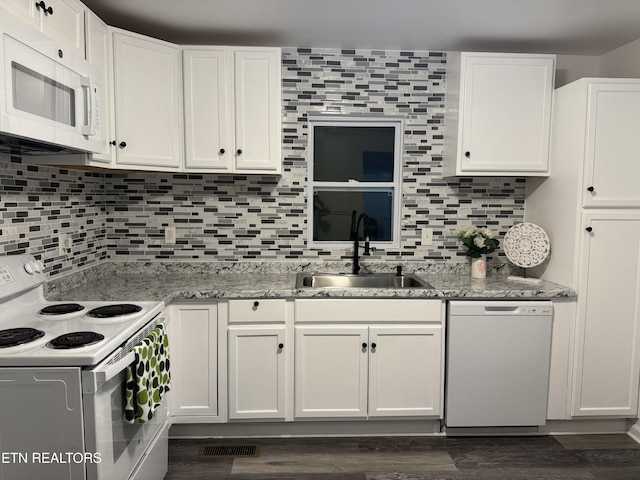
98, 351, 136, 383
83, 351, 135, 394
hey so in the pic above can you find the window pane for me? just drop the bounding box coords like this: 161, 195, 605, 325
313, 189, 393, 242
313, 126, 395, 182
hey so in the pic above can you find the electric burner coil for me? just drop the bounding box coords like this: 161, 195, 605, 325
47, 331, 105, 349
0, 328, 45, 348
39, 303, 85, 315
86, 304, 143, 318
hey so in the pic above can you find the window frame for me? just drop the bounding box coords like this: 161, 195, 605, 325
307, 116, 404, 249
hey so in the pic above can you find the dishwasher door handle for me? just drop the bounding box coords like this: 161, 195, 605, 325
483, 306, 520, 312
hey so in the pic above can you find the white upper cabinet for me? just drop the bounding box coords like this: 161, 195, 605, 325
84, 10, 113, 165
444, 52, 555, 177
183, 46, 282, 173
581, 80, 640, 207
233, 49, 282, 172
183, 48, 231, 171
4, 0, 86, 60
112, 30, 183, 170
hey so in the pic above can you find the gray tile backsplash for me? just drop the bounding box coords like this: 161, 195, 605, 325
0, 47, 524, 276
0, 155, 108, 276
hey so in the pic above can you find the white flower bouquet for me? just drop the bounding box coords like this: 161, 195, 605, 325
457, 225, 500, 258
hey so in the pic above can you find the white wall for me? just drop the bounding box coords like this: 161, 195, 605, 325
555, 55, 599, 87
552, 39, 640, 88
599, 38, 640, 77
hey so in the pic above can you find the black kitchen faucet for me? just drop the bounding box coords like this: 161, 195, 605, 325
350, 210, 370, 274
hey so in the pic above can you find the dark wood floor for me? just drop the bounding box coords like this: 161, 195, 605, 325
165, 434, 640, 479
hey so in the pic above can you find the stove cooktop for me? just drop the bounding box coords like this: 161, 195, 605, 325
0, 298, 165, 366
0, 254, 165, 367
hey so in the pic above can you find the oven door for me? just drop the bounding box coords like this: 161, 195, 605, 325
81, 336, 169, 480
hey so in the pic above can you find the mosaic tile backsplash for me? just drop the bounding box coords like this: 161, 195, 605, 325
0, 47, 525, 277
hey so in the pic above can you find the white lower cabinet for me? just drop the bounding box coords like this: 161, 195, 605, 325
368, 325, 442, 417
227, 299, 291, 420
295, 324, 442, 418
168, 304, 218, 417
295, 325, 369, 417
294, 299, 444, 419
228, 325, 288, 419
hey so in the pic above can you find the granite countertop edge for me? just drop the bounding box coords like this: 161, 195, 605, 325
44, 262, 577, 303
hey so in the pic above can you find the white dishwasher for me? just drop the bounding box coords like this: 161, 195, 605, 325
445, 300, 553, 435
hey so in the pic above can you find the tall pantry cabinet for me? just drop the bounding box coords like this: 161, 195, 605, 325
526, 78, 640, 418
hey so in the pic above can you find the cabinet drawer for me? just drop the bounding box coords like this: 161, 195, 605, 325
228, 299, 287, 323
295, 299, 442, 323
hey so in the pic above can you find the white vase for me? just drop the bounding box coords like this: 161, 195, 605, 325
471, 255, 487, 279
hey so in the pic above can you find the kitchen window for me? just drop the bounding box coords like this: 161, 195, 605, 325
307, 117, 403, 248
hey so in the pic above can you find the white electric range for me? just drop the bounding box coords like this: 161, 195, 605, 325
0, 254, 170, 480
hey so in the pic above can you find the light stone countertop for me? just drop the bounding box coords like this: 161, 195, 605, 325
44, 261, 576, 304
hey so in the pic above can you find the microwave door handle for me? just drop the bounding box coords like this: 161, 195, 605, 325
80, 76, 94, 136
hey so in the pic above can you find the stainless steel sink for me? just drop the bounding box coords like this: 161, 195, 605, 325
295, 272, 433, 289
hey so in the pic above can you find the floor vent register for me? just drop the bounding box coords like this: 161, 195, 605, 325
198, 443, 261, 458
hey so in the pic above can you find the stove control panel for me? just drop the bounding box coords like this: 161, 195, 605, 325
0, 255, 45, 302
0, 266, 15, 284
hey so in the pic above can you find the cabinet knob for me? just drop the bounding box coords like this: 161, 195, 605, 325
36, 2, 53, 15
464, 151, 471, 158
587, 186, 595, 192
362, 342, 367, 349
109, 140, 116, 146
219, 148, 225, 154
119, 141, 127, 149
585, 226, 593, 233
253, 300, 260, 308
371, 342, 377, 349
58, 49, 63, 58
278, 343, 284, 349
236, 149, 243, 155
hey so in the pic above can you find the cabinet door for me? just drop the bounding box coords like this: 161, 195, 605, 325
169, 305, 218, 416
368, 325, 442, 417
571, 212, 640, 416
458, 54, 553, 175
233, 48, 282, 172
113, 32, 182, 170
42, 0, 85, 59
3, 0, 85, 60
183, 48, 233, 171
295, 325, 368, 418
3, 0, 39, 28
85, 10, 113, 164
228, 325, 287, 419
583, 82, 640, 208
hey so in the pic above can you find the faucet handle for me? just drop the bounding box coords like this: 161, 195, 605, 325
363, 237, 371, 256
396, 265, 403, 276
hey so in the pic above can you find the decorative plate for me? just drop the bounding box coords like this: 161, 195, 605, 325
503, 223, 550, 269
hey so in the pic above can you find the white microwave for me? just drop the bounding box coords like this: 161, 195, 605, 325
0, 16, 104, 154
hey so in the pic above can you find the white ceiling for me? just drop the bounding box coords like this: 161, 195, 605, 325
82, 0, 640, 56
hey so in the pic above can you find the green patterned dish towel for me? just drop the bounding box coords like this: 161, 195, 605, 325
124, 323, 171, 423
